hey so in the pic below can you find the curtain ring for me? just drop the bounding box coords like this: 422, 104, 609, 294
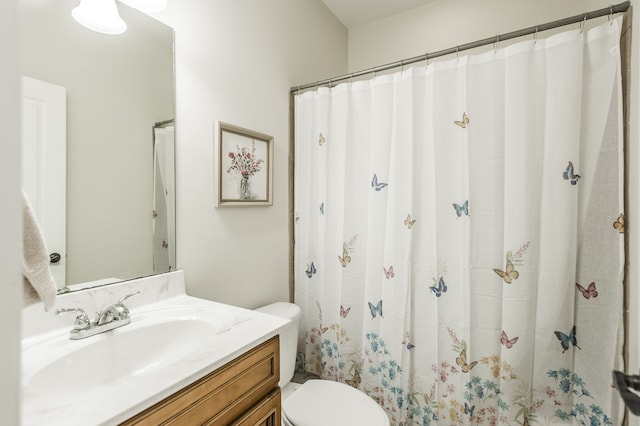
494, 34, 499, 52
534, 26, 539, 44
401, 59, 405, 73
456, 46, 459, 60
610, 5, 616, 26
580, 15, 586, 33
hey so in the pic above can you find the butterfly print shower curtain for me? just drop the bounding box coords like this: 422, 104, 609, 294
294, 19, 625, 426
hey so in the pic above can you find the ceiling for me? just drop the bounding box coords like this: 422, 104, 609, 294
321, 0, 437, 29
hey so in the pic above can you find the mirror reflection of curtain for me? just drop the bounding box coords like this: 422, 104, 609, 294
294, 19, 625, 425
153, 123, 176, 274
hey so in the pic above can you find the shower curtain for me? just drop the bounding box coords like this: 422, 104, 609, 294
153, 124, 176, 274
294, 19, 624, 426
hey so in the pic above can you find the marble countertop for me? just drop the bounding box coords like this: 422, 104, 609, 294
21, 272, 289, 426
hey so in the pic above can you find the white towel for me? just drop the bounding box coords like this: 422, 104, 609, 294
22, 191, 57, 311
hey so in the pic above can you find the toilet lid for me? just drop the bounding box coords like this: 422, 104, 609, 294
282, 380, 389, 426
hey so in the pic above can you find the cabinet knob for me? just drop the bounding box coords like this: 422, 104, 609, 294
50, 252, 61, 264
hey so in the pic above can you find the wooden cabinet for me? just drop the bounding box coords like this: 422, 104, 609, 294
231, 388, 281, 426
121, 336, 280, 426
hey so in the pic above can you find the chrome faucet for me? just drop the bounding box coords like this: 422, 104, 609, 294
96, 290, 140, 326
56, 290, 140, 340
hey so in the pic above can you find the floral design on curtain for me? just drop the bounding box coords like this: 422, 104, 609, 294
294, 20, 624, 426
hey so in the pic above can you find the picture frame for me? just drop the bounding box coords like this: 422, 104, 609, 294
215, 121, 274, 207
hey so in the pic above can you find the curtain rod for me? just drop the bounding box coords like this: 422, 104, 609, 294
154, 119, 174, 128
290, 1, 630, 93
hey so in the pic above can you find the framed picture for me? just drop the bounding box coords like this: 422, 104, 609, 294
215, 122, 274, 207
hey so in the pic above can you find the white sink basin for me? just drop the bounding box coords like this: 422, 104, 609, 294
26, 319, 219, 397
21, 292, 289, 426
22, 302, 235, 400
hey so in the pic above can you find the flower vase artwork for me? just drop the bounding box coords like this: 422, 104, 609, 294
227, 141, 264, 200
240, 174, 251, 199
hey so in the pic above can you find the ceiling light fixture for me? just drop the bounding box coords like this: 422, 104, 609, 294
71, 0, 167, 35
72, 0, 127, 35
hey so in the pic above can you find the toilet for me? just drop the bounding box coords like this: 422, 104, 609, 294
255, 302, 390, 426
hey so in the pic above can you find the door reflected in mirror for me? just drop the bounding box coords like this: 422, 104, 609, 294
20, 0, 175, 291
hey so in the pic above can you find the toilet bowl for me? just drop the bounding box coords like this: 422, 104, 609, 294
255, 302, 389, 426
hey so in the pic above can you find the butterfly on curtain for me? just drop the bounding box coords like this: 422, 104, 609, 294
493, 259, 519, 284
384, 266, 395, 279
456, 347, 478, 373
340, 305, 351, 318
576, 282, 598, 299
500, 330, 519, 349
319, 202, 325, 215
305, 262, 316, 278
338, 248, 351, 267
368, 300, 383, 319
312, 325, 329, 335
613, 213, 625, 233
464, 402, 476, 416
562, 161, 581, 185
554, 325, 581, 353
402, 332, 415, 350
318, 132, 325, 146
404, 213, 416, 229
453, 200, 469, 218
345, 368, 361, 388
430, 276, 448, 297
371, 173, 388, 191
454, 112, 470, 128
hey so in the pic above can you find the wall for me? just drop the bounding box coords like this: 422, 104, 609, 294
0, 0, 21, 423
20, 1, 174, 286
348, 0, 640, 423
348, 0, 627, 71
153, 0, 347, 308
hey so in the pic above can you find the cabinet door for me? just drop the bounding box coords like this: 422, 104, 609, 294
228, 388, 281, 426
121, 336, 279, 426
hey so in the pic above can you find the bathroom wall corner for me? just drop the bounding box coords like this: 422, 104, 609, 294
0, 0, 22, 424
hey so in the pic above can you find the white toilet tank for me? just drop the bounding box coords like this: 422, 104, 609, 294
255, 302, 301, 388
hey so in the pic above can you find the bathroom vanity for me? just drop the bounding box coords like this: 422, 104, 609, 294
21, 271, 288, 426
121, 336, 281, 425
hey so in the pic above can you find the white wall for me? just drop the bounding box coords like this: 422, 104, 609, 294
348, 0, 627, 71
153, 0, 347, 308
0, 0, 21, 423
348, 0, 640, 423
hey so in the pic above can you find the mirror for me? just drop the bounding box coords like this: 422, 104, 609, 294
20, 0, 175, 291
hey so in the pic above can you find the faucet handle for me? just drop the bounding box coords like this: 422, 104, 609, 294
56, 308, 91, 330
111, 290, 140, 321
118, 290, 141, 305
